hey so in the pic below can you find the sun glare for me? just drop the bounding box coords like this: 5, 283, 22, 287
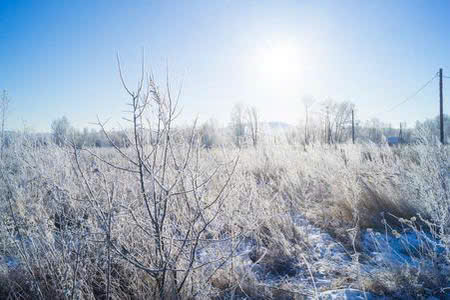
254, 41, 302, 82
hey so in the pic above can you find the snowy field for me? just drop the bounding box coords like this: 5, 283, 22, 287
0, 135, 448, 299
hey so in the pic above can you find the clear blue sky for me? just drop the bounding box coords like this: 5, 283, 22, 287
1, 0, 449, 131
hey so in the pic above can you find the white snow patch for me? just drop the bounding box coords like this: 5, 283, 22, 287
361, 229, 444, 268
318, 288, 381, 300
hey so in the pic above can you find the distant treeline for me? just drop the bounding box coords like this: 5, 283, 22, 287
2, 110, 448, 150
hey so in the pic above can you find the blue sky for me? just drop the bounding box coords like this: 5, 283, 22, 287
0, 0, 449, 131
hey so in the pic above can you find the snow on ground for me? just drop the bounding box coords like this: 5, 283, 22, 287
199, 212, 449, 299
2, 212, 448, 299
361, 227, 445, 268
318, 288, 379, 300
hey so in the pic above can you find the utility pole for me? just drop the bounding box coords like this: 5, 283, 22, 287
399, 122, 403, 144
352, 109, 355, 144
440, 68, 444, 144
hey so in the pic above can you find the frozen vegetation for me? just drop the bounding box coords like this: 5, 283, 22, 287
0, 74, 449, 300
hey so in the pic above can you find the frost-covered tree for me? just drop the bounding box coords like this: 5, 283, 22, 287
302, 95, 315, 145
246, 106, 259, 147
230, 102, 246, 148
51, 116, 72, 146
415, 114, 450, 144
199, 119, 218, 149
319, 99, 354, 144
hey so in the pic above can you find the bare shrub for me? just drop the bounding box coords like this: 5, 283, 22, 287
69, 58, 240, 299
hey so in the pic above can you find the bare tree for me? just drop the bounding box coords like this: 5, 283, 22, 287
320, 100, 333, 144
302, 95, 315, 145
415, 114, 450, 144
51, 116, 71, 146
246, 106, 259, 147
320, 100, 354, 144
332, 101, 354, 143
199, 119, 219, 149
365, 118, 384, 143
230, 102, 246, 148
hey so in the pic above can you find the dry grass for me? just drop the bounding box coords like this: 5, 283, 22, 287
0, 130, 448, 299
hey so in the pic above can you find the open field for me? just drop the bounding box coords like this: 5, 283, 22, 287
0, 130, 448, 299
3, 1, 450, 299
0, 54, 449, 300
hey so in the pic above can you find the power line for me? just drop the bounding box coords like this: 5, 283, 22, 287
372, 72, 438, 118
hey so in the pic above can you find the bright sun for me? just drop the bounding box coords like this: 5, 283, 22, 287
254, 41, 301, 82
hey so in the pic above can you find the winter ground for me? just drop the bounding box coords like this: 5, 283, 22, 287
0, 139, 448, 299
